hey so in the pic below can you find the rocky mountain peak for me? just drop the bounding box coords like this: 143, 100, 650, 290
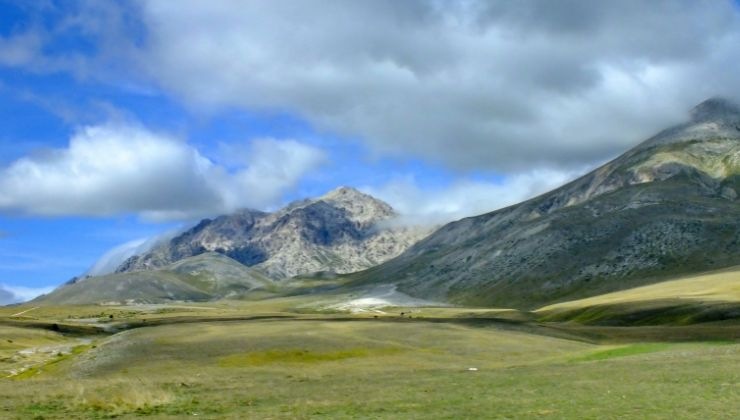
321, 186, 365, 199
115, 187, 428, 278
318, 186, 395, 225
690, 97, 740, 123
320, 186, 383, 206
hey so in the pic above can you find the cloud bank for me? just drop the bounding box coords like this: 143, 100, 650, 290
136, 0, 740, 172
0, 123, 326, 220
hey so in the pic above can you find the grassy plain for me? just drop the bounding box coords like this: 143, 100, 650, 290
1, 270, 739, 419
0, 310, 738, 418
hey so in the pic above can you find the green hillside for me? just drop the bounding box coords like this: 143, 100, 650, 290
35, 253, 273, 305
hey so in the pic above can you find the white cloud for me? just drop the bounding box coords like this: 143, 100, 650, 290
5, 1, 740, 173
364, 168, 582, 226
0, 122, 326, 220
132, 0, 740, 172
0, 284, 55, 305
0, 31, 43, 68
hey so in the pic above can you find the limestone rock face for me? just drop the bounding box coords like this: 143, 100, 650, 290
117, 187, 430, 279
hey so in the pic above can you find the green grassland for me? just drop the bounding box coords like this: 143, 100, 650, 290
0, 316, 737, 419
1, 269, 739, 419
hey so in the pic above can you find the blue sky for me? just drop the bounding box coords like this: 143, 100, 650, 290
1, 1, 739, 302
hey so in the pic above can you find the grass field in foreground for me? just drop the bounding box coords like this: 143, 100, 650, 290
0, 317, 738, 419
1, 268, 739, 419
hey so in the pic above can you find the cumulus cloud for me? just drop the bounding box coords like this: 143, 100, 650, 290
0, 284, 55, 305
0, 122, 326, 220
132, 0, 740, 172
364, 168, 581, 226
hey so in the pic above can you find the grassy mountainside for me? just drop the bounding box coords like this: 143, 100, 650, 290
347, 99, 740, 309
35, 253, 273, 305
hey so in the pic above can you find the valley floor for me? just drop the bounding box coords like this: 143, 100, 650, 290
1, 296, 739, 419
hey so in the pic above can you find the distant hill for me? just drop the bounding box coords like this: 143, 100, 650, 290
36, 253, 273, 304
117, 187, 430, 279
350, 98, 740, 309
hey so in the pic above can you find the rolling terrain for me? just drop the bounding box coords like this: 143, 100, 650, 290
350, 98, 740, 309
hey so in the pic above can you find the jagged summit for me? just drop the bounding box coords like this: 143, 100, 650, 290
690, 97, 740, 123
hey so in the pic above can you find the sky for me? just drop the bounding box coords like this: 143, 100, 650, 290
1, 0, 740, 303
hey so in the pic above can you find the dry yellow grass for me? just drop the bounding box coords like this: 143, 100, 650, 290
537, 265, 740, 312
0, 326, 83, 378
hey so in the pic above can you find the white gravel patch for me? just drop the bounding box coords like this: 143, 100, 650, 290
328, 285, 445, 313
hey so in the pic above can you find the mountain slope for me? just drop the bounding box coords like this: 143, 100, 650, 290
117, 187, 429, 278
37, 253, 272, 304
350, 98, 740, 309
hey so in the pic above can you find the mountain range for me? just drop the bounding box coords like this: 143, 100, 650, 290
35, 98, 740, 308
36, 187, 429, 303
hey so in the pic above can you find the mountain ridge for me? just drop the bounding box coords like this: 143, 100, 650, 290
348, 98, 740, 309
116, 186, 430, 279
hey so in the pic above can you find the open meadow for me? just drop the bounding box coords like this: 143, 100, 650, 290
1, 281, 739, 419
